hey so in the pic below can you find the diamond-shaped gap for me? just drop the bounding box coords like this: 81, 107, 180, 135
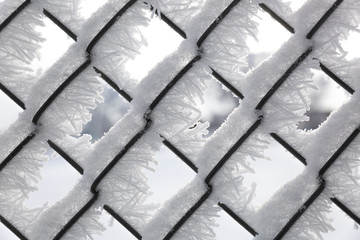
199, 74, 240, 137
144, 143, 196, 211
92, 209, 138, 240
123, 10, 184, 82
243, 138, 305, 209
81, 79, 131, 143
245, 7, 292, 72
30, 17, 74, 75
0, 223, 19, 240
298, 68, 351, 131
322, 200, 360, 239
23, 145, 81, 208
214, 207, 255, 240
0, 91, 22, 134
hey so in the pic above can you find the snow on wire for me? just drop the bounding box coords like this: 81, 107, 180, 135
0, 0, 360, 240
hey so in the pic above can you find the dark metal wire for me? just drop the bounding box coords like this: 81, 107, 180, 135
148, 55, 201, 110
211, 68, 244, 100
319, 125, 360, 177
43, 9, 77, 42
259, 3, 295, 34
90, 117, 152, 193
47, 140, 84, 175
319, 62, 355, 95
205, 116, 262, 185
0, 82, 26, 110
103, 205, 142, 240
330, 197, 360, 225
0, 0, 31, 32
163, 185, 213, 240
0, 131, 36, 172
0, 0, 357, 239
0, 215, 28, 240
161, 137, 199, 173
85, 0, 138, 56
93, 67, 133, 102
273, 180, 326, 240
196, 0, 242, 48
32, 59, 91, 125
306, 0, 343, 39
218, 202, 258, 236
144, 2, 187, 39
270, 133, 307, 166
52, 193, 98, 240
255, 47, 312, 111
0, 0, 31, 110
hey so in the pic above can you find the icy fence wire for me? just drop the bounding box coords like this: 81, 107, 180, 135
0, 0, 360, 239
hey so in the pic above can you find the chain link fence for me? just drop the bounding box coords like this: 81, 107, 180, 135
0, 0, 360, 239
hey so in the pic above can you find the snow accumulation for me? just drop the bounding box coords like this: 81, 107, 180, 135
0, 0, 360, 239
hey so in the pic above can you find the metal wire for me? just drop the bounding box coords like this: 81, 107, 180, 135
0, 82, 26, 110
211, 68, 244, 100
306, 0, 344, 39
319, 62, 355, 95
161, 136, 199, 173
259, 3, 295, 33
270, 133, 307, 166
0, 131, 37, 172
255, 47, 313, 111
32, 59, 92, 125
0, 0, 31, 32
47, 140, 84, 175
0, 215, 28, 240
103, 205, 143, 240
43, 9, 77, 42
0, 0, 359, 239
218, 202, 258, 236
196, 0, 242, 49
330, 197, 360, 225
93, 66, 133, 102
85, 0, 138, 56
